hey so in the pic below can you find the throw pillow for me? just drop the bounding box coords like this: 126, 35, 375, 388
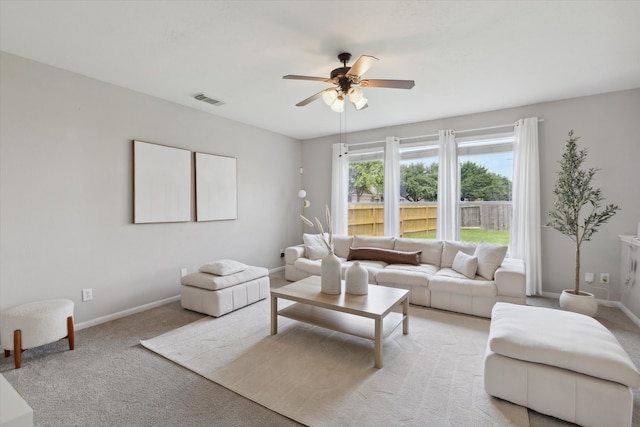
474, 241, 508, 280
199, 259, 247, 276
332, 235, 354, 258
441, 241, 477, 268
307, 245, 330, 260
451, 251, 478, 279
303, 233, 330, 260
347, 247, 421, 266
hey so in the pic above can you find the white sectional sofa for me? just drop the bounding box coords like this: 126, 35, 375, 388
285, 235, 526, 318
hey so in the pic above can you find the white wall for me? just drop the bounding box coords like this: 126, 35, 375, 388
3, 51, 638, 323
0, 52, 303, 324
301, 89, 640, 307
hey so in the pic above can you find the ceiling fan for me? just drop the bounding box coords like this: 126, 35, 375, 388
283, 52, 415, 112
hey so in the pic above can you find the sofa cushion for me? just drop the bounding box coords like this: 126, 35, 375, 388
382, 263, 439, 275
303, 233, 330, 260
347, 247, 421, 266
294, 257, 322, 276
430, 268, 496, 297
344, 260, 387, 271
352, 235, 396, 249
376, 264, 438, 288
332, 235, 354, 258
452, 251, 478, 279
441, 241, 477, 268
474, 242, 508, 280
394, 238, 443, 267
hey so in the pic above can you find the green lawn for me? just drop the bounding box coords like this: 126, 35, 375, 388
405, 229, 510, 246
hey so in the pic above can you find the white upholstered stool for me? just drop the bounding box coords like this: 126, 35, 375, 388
484, 302, 640, 427
1, 299, 75, 369
181, 264, 270, 317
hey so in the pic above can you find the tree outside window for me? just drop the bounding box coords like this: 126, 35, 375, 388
349, 161, 383, 202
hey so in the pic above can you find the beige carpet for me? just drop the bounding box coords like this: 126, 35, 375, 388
141, 299, 529, 427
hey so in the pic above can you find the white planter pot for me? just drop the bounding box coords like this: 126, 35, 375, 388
559, 289, 598, 317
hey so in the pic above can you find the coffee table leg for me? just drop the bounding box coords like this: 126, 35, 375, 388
270, 295, 278, 335
402, 297, 409, 335
374, 317, 382, 368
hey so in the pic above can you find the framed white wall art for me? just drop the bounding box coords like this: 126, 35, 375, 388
133, 140, 191, 223
195, 152, 238, 221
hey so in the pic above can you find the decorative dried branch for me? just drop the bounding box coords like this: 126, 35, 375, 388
325, 205, 333, 246
300, 215, 314, 228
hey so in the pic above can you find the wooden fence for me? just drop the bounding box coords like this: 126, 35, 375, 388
347, 202, 511, 237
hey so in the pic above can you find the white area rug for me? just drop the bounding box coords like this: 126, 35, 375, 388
141, 299, 529, 426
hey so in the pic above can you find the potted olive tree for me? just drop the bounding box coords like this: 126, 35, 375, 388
547, 130, 619, 316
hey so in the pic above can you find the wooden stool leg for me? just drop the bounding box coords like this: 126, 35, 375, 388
67, 316, 75, 350
13, 330, 22, 369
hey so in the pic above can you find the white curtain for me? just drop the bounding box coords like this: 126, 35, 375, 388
331, 143, 349, 236
436, 129, 460, 241
384, 137, 400, 236
511, 117, 542, 295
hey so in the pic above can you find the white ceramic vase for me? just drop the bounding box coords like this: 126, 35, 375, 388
321, 252, 342, 294
559, 289, 598, 317
345, 261, 368, 295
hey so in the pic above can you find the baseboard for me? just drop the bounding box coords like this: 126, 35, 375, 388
540, 291, 560, 299
269, 266, 284, 274
619, 304, 640, 328
74, 295, 181, 331
539, 291, 640, 328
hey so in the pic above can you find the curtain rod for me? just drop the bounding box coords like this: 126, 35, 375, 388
346, 118, 544, 148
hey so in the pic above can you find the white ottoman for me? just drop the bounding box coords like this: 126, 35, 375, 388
484, 302, 640, 427
1, 299, 75, 369
181, 265, 270, 317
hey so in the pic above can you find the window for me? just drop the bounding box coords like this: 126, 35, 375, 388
341, 132, 514, 244
347, 148, 384, 236
457, 134, 513, 245
399, 142, 439, 239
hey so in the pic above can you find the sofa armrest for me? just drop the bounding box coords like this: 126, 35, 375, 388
285, 245, 305, 264
494, 257, 526, 300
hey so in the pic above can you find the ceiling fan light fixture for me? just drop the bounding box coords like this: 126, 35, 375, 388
348, 87, 364, 103
322, 88, 338, 106
283, 52, 415, 111
330, 96, 345, 112
353, 96, 368, 110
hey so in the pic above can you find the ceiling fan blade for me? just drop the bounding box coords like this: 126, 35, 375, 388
283, 75, 331, 83
360, 79, 415, 89
295, 90, 325, 107
346, 55, 378, 78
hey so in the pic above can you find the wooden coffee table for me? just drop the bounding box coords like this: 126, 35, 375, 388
270, 275, 409, 368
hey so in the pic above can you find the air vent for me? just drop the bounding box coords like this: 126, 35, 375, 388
194, 94, 225, 106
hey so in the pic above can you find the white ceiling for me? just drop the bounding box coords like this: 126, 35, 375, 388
1, 1, 639, 140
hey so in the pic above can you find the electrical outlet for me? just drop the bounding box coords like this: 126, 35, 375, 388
280, 248, 285, 258
180, 268, 187, 278
584, 272, 594, 283
82, 288, 93, 302
600, 273, 609, 284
